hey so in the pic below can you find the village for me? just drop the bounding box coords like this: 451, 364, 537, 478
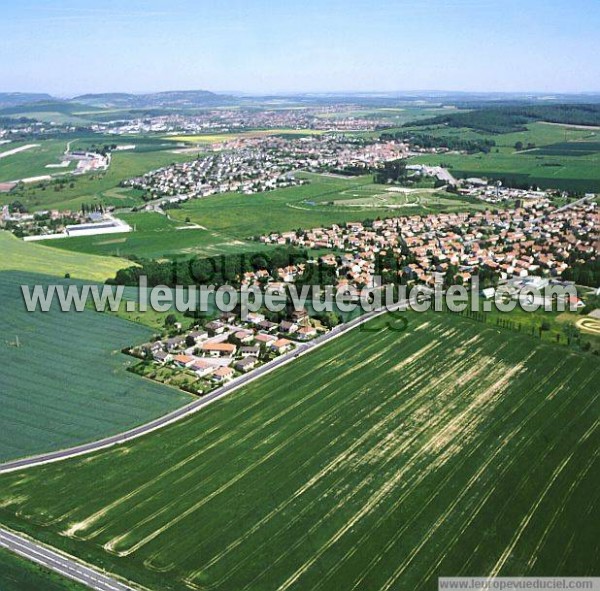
123, 135, 407, 203
127, 307, 322, 396
102, 105, 390, 135
257, 197, 598, 300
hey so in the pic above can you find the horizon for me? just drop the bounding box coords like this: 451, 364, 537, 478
2, 0, 599, 96
4, 89, 600, 100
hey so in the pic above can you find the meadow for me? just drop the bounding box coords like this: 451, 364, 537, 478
166, 129, 325, 144
406, 122, 600, 192
0, 270, 190, 462
0, 139, 73, 182
46, 212, 269, 260
0, 231, 132, 282
0, 312, 597, 590
168, 173, 484, 239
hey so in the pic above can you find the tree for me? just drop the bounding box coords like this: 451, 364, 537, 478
164, 314, 178, 328
514, 141, 524, 151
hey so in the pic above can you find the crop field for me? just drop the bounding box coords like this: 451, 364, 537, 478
0, 271, 190, 462
45, 211, 269, 260
170, 173, 485, 239
0, 548, 86, 591
0, 139, 72, 183
0, 313, 597, 590
166, 129, 325, 144
406, 122, 600, 192
0, 231, 132, 282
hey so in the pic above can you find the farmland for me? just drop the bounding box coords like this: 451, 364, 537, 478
166, 129, 325, 143
0, 548, 86, 591
406, 122, 600, 192
0, 230, 132, 282
0, 270, 190, 462
168, 173, 485, 239
1, 145, 196, 211
45, 211, 269, 260
0, 312, 597, 590
0, 139, 73, 182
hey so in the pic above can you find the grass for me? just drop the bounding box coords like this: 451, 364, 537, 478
0, 547, 88, 591
405, 122, 600, 192
0, 271, 190, 462
169, 173, 486, 239
0, 231, 132, 282
1, 148, 195, 211
166, 129, 325, 143
0, 312, 597, 590
0, 139, 72, 182
44, 211, 270, 260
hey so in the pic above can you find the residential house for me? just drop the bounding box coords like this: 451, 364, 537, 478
173, 354, 196, 368
279, 320, 298, 334
213, 366, 234, 382
191, 359, 215, 378
202, 342, 237, 357
234, 356, 258, 372
205, 320, 226, 335
239, 345, 260, 357
297, 325, 317, 340
270, 338, 293, 354
153, 350, 172, 364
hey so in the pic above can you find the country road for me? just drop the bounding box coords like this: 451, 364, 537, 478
0, 300, 408, 475
0, 528, 137, 591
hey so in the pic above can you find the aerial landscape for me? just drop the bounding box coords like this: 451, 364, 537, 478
0, 1, 598, 590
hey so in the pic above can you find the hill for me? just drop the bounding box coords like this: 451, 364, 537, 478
73, 90, 231, 109
0, 93, 56, 109
409, 104, 600, 134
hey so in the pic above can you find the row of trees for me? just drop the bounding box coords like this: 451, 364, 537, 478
381, 131, 496, 154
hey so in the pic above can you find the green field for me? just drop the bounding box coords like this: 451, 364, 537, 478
166, 129, 325, 143
0, 313, 597, 590
0, 139, 73, 182
45, 211, 269, 260
0, 231, 132, 282
168, 173, 485, 239
1, 147, 195, 211
0, 547, 87, 591
406, 122, 600, 192
0, 271, 190, 462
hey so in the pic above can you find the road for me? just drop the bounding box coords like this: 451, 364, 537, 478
532, 194, 594, 222
0, 300, 407, 475
0, 528, 137, 591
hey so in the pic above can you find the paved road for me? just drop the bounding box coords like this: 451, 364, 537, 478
0, 301, 407, 475
0, 528, 136, 591
532, 194, 594, 222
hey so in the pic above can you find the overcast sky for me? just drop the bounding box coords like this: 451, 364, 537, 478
1, 0, 599, 96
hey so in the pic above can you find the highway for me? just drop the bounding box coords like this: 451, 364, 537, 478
0, 300, 407, 475
0, 527, 137, 591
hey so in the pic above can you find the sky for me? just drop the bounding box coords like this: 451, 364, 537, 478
1, 0, 599, 96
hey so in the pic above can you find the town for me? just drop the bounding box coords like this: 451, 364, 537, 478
258, 197, 598, 297
123, 135, 406, 202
